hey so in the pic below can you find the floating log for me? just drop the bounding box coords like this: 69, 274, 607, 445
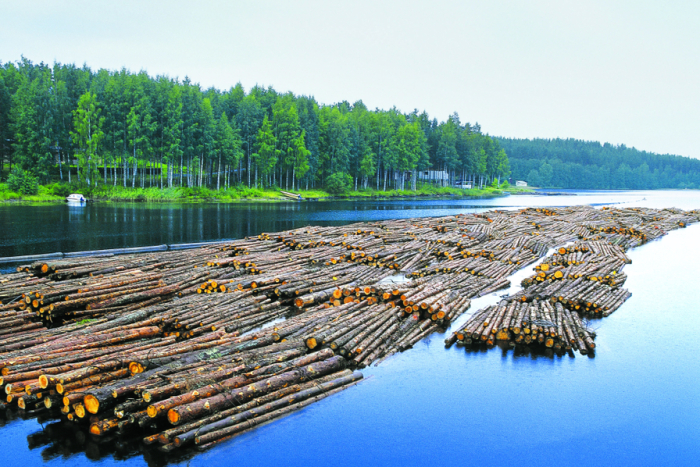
0, 205, 696, 460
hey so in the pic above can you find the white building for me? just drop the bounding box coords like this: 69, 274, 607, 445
417, 170, 449, 181
515, 180, 528, 187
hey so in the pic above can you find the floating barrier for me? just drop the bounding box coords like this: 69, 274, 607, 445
0, 241, 231, 264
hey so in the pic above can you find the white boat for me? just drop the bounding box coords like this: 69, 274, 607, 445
66, 193, 87, 203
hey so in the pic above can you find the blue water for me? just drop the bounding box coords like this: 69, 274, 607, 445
1, 190, 699, 466
0, 189, 683, 259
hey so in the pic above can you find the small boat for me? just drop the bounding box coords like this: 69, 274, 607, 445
66, 193, 87, 203
279, 190, 302, 201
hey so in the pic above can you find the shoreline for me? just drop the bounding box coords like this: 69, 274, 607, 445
0, 186, 532, 204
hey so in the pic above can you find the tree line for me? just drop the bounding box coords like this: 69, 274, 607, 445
499, 137, 700, 190
0, 57, 511, 193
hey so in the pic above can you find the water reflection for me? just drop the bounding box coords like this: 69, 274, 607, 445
3, 190, 696, 259
0, 407, 200, 467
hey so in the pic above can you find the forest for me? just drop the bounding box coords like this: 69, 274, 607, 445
0, 57, 511, 195
499, 137, 700, 190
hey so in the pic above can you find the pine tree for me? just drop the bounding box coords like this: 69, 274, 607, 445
71, 92, 104, 186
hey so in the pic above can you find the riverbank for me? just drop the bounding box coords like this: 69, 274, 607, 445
0, 183, 531, 203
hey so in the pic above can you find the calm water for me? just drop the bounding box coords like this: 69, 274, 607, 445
1, 190, 699, 466
0, 189, 692, 260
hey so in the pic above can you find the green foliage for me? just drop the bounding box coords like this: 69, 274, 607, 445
0, 184, 21, 200
7, 167, 39, 195
71, 91, 104, 186
252, 115, 278, 184
500, 137, 700, 189
1, 57, 511, 194
46, 182, 72, 197
527, 169, 540, 187
538, 161, 554, 187
325, 172, 353, 194
499, 180, 510, 189
292, 130, 310, 186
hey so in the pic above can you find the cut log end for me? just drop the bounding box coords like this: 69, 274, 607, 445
84, 395, 100, 414
167, 409, 180, 425
38, 375, 49, 389
75, 403, 86, 418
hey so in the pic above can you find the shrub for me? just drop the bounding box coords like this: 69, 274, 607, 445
499, 181, 510, 189
7, 168, 39, 195
49, 183, 73, 197
325, 172, 353, 194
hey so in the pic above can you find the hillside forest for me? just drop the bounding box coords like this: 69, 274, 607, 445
499, 138, 700, 190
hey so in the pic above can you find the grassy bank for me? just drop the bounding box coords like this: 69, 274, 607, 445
0, 182, 531, 203
0, 183, 65, 202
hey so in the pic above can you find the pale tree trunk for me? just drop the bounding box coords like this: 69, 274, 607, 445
376, 159, 380, 190
131, 143, 137, 189
58, 144, 63, 181
217, 153, 221, 190
199, 155, 203, 187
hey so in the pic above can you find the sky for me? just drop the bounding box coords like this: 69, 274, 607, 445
2, 0, 699, 158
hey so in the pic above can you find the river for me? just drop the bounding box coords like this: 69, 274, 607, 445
1, 189, 696, 261
1, 189, 699, 466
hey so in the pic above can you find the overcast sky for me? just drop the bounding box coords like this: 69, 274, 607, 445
2, 0, 698, 158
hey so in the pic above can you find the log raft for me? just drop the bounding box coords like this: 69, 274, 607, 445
0, 205, 697, 455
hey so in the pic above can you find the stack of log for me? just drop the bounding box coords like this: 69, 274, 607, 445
447, 206, 699, 354
512, 239, 633, 317
446, 299, 597, 354
1, 205, 698, 457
